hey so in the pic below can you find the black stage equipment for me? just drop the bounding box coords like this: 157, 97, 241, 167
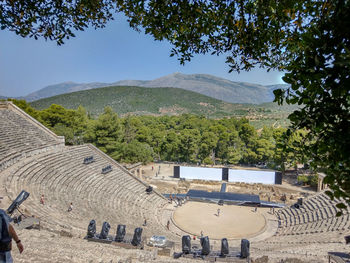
182, 235, 191, 254
173, 252, 183, 259
99, 221, 110, 239
83, 156, 94, 164
222, 168, 229, 181
87, 220, 96, 238
345, 235, 350, 244
174, 166, 180, 178
115, 224, 126, 242
297, 198, 303, 206
102, 165, 112, 174
275, 172, 282, 184
7, 190, 30, 215
146, 186, 153, 194
241, 239, 250, 258
200, 236, 210, 255
221, 238, 229, 256
131, 227, 143, 246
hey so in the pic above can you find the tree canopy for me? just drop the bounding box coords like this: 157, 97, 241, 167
0, 0, 115, 44
10, 99, 308, 171
2, 1, 349, 204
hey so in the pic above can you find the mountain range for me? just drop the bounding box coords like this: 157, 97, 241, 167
23, 73, 288, 104
30, 85, 296, 128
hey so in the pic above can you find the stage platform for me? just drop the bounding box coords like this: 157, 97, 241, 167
164, 190, 284, 208
187, 190, 260, 205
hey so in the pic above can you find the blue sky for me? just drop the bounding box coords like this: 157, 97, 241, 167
0, 15, 285, 97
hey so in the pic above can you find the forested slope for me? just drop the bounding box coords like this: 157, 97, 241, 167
30, 86, 296, 128
10, 99, 306, 171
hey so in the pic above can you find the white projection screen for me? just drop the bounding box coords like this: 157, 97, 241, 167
179, 166, 222, 181
228, 169, 275, 184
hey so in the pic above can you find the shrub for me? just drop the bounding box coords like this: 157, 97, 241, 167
297, 175, 309, 185
297, 174, 318, 188
308, 175, 318, 188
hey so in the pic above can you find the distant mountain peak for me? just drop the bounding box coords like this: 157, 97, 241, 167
25, 73, 288, 104
55, 81, 77, 85
172, 72, 183, 76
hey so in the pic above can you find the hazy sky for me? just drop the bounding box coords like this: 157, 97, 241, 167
0, 15, 285, 97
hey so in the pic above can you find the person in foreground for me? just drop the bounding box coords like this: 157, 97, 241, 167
0, 209, 24, 263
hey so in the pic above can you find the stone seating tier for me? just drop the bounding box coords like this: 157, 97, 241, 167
4, 145, 172, 240
275, 192, 349, 237
0, 108, 63, 171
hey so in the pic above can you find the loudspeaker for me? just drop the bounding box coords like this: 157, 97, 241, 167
146, 186, 153, 193
275, 172, 282, 184
7, 190, 30, 214
345, 235, 350, 244
87, 220, 96, 238
182, 235, 191, 254
222, 168, 229, 181
241, 239, 250, 258
297, 198, 303, 206
131, 227, 143, 246
174, 166, 180, 178
99, 221, 110, 239
173, 252, 183, 259
200, 236, 210, 256
221, 238, 229, 256
115, 224, 126, 242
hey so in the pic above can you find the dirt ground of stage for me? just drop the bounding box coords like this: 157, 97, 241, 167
173, 201, 268, 240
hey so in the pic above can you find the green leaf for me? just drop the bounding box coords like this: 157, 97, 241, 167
335, 203, 347, 209
336, 211, 343, 217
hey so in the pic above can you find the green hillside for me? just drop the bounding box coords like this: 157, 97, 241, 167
31, 86, 297, 128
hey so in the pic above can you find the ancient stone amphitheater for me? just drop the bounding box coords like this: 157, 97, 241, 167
0, 101, 349, 263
